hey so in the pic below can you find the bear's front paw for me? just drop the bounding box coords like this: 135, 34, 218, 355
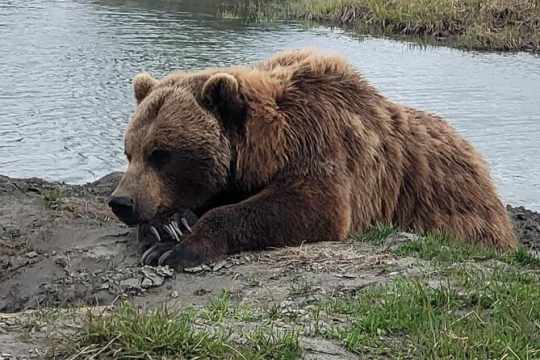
141, 242, 204, 270
136, 211, 198, 245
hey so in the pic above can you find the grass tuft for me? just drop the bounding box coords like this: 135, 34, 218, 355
42, 189, 64, 209
200, 289, 232, 322
52, 301, 303, 359
355, 223, 397, 244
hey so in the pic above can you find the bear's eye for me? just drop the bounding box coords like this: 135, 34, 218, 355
149, 149, 171, 168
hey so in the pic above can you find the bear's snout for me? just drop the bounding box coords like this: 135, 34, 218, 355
108, 195, 137, 225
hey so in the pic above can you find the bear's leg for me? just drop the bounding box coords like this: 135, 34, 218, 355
141, 183, 351, 269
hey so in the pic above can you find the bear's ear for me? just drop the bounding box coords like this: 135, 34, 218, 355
201, 73, 246, 130
133, 72, 157, 104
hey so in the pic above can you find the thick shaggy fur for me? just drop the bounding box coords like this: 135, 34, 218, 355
110, 49, 517, 269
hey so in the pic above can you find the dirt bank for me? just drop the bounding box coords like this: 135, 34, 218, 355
0, 172, 539, 358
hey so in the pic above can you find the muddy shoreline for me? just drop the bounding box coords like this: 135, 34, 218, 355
0, 171, 539, 358
1, 171, 540, 314
0, 171, 537, 311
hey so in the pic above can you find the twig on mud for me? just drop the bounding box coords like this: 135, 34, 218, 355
67, 334, 121, 360
450, 310, 484, 327
89, 334, 121, 359
65, 344, 98, 360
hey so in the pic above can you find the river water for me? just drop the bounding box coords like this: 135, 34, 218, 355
1, 0, 539, 210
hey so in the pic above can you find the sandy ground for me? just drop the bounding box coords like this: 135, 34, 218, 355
1, 172, 539, 359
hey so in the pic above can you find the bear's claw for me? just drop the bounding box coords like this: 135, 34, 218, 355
141, 242, 197, 268
163, 224, 179, 242
171, 220, 183, 237
158, 249, 177, 267
136, 210, 198, 245
180, 217, 192, 233
149, 225, 162, 242
141, 242, 176, 266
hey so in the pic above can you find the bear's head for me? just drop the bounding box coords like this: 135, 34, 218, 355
107, 70, 249, 226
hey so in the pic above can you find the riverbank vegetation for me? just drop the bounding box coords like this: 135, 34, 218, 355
218, 0, 540, 52
49, 228, 540, 359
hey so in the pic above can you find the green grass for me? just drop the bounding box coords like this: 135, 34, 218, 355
356, 222, 540, 268
288, 277, 313, 296
318, 266, 540, 358
51, 301, 302, 359
219, 0, 540, 52
355, 222, 397, 244
321, 223, 540, 357
395, 230, 540, 268
42, 189, 64, 208
200, 289, 233, 322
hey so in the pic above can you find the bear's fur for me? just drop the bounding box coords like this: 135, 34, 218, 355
109, 48, 517, 269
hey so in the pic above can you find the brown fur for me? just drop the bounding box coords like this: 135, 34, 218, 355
110, 48, 517, 269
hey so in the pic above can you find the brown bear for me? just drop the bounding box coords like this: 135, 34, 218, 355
108, 48, 517, 269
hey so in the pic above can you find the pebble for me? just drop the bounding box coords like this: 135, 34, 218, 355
99, 283, 110, 290
171, 291, 179, 298
141, 278, 154, 288
212, 260, 227, 272
194, 288, 210, 296
184, 266, 205, 273
26, 251, 38, 258
120, 278, 140, 289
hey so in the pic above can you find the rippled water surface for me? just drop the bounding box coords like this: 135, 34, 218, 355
1, 0, 539, 210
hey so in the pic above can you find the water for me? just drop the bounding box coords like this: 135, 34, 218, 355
1, 0, 539, 211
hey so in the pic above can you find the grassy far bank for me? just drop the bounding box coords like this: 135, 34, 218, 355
46, 227, 540, 359
218, 0, 540, 53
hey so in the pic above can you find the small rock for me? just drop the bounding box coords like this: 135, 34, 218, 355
141, 278, 154, 288
26, 251, 38, 258
194, 288, 210, 296
99, 283, 110, 290
184, 266, 205, 273
171, 291, 179, 298
152, 266, 174, 278
120, 278, 140, 289
140, 267, 169, 288
52, 250, 57, 256
212, 260, 227, 271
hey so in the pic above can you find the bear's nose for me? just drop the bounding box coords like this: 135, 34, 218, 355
108, 196, 135, 223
